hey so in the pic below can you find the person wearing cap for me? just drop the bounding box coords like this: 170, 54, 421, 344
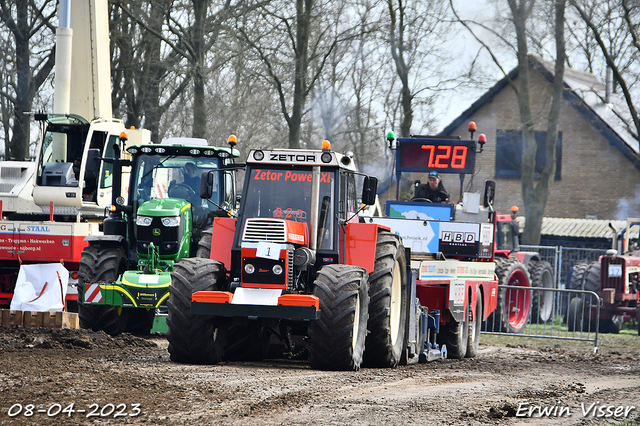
413, 171, 450, 203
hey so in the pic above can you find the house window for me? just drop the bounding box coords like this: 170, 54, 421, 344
495, 130, 562, 180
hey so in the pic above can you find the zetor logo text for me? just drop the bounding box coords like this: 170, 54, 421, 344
269, 153, 316, 162
253, 170, 332, 183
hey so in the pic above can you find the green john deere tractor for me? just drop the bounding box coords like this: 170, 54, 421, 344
76, 135, 240, 335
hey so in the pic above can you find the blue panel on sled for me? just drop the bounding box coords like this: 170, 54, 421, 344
385, 201, 454, 221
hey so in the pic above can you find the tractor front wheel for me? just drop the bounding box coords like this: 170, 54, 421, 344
567, 297, 587, 332
308, 265, 370, 371
77, 245, 128, 336
529, 260, 554, 323
363, 231, 408, 368
167, 258, 226, 364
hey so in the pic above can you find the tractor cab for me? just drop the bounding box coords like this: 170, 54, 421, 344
76, 135, 240, 336
30, 113, 149, 218
200, 141, 378, 291
124, 137, 240, 266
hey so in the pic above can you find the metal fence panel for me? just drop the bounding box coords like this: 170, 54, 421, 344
521, 245, 607, 289
482, 285, 601, 352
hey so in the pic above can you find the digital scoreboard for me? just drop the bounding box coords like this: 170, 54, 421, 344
396, 138, 476, 174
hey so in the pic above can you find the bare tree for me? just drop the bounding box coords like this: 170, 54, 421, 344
238, 0, 361, 149
0, 0, 56, 160
111, 0, 193, 141
385, 0, 456, 137
569, 0, 640, 137
118, 0, 254, 140
452, 0, 566, 244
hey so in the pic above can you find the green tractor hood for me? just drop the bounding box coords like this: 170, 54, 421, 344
136, 197, 193, 264
138, 197, 192, 217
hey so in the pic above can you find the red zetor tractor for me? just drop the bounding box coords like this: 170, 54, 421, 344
490, 206, 554, 332
567, 219, 640, 334
166, 142, 412, 370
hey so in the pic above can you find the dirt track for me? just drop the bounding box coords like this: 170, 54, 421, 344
1, 326, 639, 425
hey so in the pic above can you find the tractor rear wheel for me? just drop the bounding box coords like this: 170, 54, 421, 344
466, 290, 483, 358
363, 231, 408, 368
167, 258, 225, 364
77, 245, 129, 336
196, 226, 213, 258
438, 296, 469, 359
581, 261, 601, 293
486, 259, 531, 333
529, 260, 554, 323
308, 264, 370, 371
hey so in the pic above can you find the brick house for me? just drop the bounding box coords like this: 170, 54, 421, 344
437, 55, 640, 221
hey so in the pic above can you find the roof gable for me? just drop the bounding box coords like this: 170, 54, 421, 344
440, 56, 640, 170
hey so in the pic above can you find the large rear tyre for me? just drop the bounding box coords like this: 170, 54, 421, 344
196, 226, 213, 258
486, 259, 531, 333
167, 258, 225, 364
529, 260, 554, 323
438, 296, 469, 359
581, 261, 601, 293
78, 245, 129, 336
363, 231, 408, 368
466, 290, 483, 358
308, 265, 370, 371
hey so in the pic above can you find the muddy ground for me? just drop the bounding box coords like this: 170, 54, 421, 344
1, 326, 639, 425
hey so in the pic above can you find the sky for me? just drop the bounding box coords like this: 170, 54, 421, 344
436, 0, 509, 131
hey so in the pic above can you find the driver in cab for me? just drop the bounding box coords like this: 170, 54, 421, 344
413, 171, 449, 203
182, 162, 200, 192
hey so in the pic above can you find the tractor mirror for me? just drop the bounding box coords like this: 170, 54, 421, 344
361, 176, 378, 206
200, 171, 214, 199
483, 179, 496, 208
85, 149, 101, 179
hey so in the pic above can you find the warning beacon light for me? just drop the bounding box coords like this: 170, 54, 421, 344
228, 134, 237, 149
477, 133, 486, 152
468, 121, 476, 139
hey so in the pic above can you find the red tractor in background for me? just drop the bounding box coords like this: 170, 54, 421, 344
490, 206, 555, 332
567, 219, 640, 335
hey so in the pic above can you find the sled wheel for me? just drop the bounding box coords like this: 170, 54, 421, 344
466, 290, 483, 358
438, 294, 469, 359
